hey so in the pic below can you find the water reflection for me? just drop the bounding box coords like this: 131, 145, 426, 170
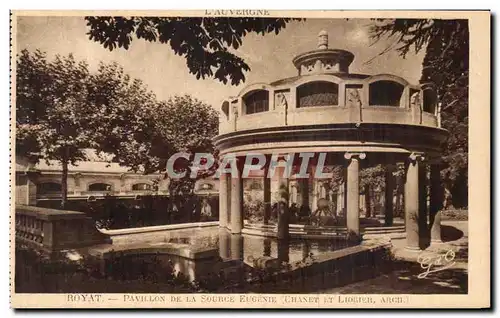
230, 234, 244, 261
263, 238, 271, 257
105, 228, 357, 286
213, 229, 354, 270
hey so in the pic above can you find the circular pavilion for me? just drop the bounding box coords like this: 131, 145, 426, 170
214, 31, 448, 250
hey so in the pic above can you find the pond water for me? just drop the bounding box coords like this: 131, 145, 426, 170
17, 226, 391, 293
110, 227, 357, 267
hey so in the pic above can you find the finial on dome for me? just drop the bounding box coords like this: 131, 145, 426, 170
318, 30, 328, 49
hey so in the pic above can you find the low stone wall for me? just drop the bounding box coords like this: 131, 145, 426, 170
100, 221, 219, 237
15, 205, 111, 252
244, 238, 393, 293
242, 222, 405, 239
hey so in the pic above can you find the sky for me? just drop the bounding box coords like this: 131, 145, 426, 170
16, 16, 426, 109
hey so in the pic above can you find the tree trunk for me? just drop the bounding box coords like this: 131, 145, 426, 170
61, 158, 68, 209
364, 185, 371, 218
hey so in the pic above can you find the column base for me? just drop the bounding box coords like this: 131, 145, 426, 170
430, 239, 444, 246
404, 245, 421, 251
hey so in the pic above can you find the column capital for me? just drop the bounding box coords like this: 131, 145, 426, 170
408, 152, 426, 162
344, 152, 366, 160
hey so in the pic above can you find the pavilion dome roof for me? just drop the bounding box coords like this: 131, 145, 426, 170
291, 30, 355, 76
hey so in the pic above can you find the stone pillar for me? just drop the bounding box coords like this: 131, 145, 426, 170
26, 172, 38, 206
299, 177, 310, 211
290, 181, 298, 204
230, 162, 244, 234
302, 241, 310, 260
311, 180, 318, 212
384, 164, 395, 226
404, 153, 424, 250
337, 183, 344, 216
218, 228, 230, 259
418, 162, 429, 245
429, 163, 443, 243
263, 167, 271, 225
276, 165, 289, 240
277, 239, 290, 263
345, 152, 365, 238
219, 172, 229, 228
263, 238, 272, 257
230, 234, 244, 260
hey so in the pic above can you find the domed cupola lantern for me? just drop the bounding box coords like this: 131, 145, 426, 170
214, 29, 448, 252
292, 31, 355, 75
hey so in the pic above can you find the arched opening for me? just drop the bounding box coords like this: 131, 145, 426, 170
423, 89, 437, 113
296, 81, 339, 108
369, 80, 405, 106
132, 183, 152, 191
243, 90, 269, 115
37, 182, 62, 195
221, 101, 230, 119
88, 183, 112, 192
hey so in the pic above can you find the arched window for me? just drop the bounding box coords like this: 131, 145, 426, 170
221, 101, 230, 119
369, 80, 405, 106
37, 182, 62, 195
243, 90, 269, 114
423, 89, 437, 113
88, 183, 112, 191
297, 81, 339, 108
132, 183, 152, 191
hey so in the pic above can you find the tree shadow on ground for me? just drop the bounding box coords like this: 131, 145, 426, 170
420, 225, 465, 249
326, 259, 468, 294
441, 225, 464, 242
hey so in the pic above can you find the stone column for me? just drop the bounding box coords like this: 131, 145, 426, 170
299, 177, 310, 211
230, 234, 244, 260
276, 165, 290, 240
263, 238, 272, 257
302, 240, 310, 260
218, 228, 230, 259
345, 152, 365, 238
418, 162, 429, 245
404, 153, 424, 250
312, 180, 319, 212
26, 172, 38, 206
429, 163, 444, 243
290, 181, 298, 204
263, 166, 271, 225
219, 172, 229, 228
230, 161, 244, 234
384, 164, 396, 226
277, 239, 290, 263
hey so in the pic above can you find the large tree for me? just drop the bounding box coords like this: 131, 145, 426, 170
84, 17, 300, 85
16, 51, 160, 208
93, 86, 219, 217
16, 50, 95, 208
369, 19, 469, 208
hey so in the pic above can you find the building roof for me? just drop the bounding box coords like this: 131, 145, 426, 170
270, 73, 371, 87
16, 149, 146, 174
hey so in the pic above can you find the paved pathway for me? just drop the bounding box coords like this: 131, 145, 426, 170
323, 220, 468, 294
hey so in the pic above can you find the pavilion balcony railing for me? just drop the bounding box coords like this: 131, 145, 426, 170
219, 87, 440, 135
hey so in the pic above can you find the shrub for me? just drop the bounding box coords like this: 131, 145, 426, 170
244, 199, 265, 223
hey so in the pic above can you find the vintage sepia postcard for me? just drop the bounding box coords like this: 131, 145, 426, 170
9, 10, 490, 309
